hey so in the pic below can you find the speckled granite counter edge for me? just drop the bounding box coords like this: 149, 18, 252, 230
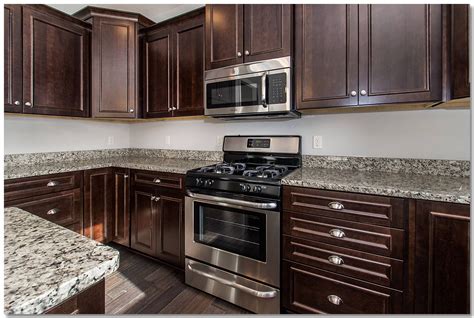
281, 177, 470, 205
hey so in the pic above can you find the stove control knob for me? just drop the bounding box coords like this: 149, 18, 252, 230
245, 184, 251, 192
204, 179, 214, 187
195, 178, 203, 186
253, 186, 262, 193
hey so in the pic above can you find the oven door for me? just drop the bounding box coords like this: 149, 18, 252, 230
185, 193, 280, 287
205, 72, 268, 116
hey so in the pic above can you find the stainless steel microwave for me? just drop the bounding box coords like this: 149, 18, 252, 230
204, 56, 299, 119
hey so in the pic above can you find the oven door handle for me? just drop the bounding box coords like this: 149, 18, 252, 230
187, 263, 278, 299
186, 191, 277, 209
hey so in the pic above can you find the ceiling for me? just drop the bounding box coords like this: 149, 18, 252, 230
49, 4, 204, 24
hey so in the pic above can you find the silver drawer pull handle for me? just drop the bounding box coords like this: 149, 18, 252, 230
187, 263, 277, 299
328, 255, 344, 265
151, 195, 156, 201
329, 228, 346, 238
47, 208, 60, 215
327, 295, 343, 305
154, 196, 160, 202
47, 181, 59, 187
328, 201, 344, 210
153, 178, 161, 184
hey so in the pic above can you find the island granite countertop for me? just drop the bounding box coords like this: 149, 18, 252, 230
4, 156, 219, 180
4, 207, 120, 314
282, 167, 470, 204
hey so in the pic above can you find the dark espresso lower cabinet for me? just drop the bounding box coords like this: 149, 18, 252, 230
130, 170, 184, 267
112, 168, 130, 246
412, 200, 470, 314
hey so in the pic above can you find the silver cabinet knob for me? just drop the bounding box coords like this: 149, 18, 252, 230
124, 174, 129, 179
327, 295, 343, 305
328, 255, 344, 265
168, 107, 172, 112
350, 91, 357, 97
360, 90, 367, 96
153, 178, 161, 184
173, 107, 177, 110
329, 228, 346, 238
14, 100, 20, 105
24, 102, 32, 107
328, 201, 344, 210
47, 181, 59, 187
237, 51, 242, 57
47, 208, 60, 215
154, 196, 161, 202
151, 195, 156, 201
244, 50, 250, 56
129, 109, 134, 113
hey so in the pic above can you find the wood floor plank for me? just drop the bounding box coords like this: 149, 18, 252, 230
105, 243, 249, 315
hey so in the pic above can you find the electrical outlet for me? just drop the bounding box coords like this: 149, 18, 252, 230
313, 136, 323, 149
107, 136, 114, 146
165, 135, 171, 146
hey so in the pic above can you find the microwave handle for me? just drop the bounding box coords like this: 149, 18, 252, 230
261, 72, 268, 107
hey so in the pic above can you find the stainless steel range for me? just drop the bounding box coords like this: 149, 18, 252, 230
184, 135, 301, 314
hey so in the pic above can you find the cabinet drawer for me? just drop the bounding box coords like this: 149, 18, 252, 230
282, 261, 403, 314
283, 235, 404, 289
132, 170, 184, 191
5, 171, 82, 201
283, 212, 404, 259
283, 186, 406, 228
6, 189, 83, 228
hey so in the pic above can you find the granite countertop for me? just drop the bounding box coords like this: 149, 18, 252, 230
4, 207, 120, 314
4, 156, 219, 180
282, 167, 470, 204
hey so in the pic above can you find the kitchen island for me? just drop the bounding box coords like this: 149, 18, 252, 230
4, 207, 119, 314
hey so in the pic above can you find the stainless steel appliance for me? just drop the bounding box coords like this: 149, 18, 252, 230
204, 57, 299, 119
185, 135, 301, 314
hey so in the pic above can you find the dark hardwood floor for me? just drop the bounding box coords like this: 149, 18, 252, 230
105, 243, 250, 314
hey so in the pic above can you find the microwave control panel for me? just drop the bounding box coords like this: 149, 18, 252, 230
267, 73, 287, 104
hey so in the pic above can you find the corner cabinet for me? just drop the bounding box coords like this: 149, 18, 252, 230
73, 6, 154, 118
4, 5, 90, 117
411, 200, 470, 314
143, 9, 205, 118
205, 4, 292, 69
295, 4, 443, 110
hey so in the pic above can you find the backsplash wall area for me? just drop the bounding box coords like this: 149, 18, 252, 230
5, 108, 470, 160
130, 109, 470, 160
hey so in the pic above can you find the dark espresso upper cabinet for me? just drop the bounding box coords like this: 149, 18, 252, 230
4, 5, 22, 113
143, 9, 204, 118
295, 5, 359, 109
205, 5, 243, 69
243, 5, 292, 63
205, 5, 292, 69
295, 4, 446, 110
445, 4, 470, 100
73, 7, 154, 118
412, 201, 470, 314
22, 5, 91, 117
358, 5, 442, 105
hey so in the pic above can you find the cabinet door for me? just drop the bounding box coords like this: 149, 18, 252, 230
295, 5, 359, 109
4, 5, 22, 113
358, 5, 442, 105
156, 193, 184, 267
131, 186, 157, 256
243, 5, 292, 63
413, 200, 470, 314
449, 4, 470, 99
205, 5, 244, 69
143, 26, 173, 118
84, 168, 114, 243
92, 17, 136, 118
112, 168, 130, 247
22, 6, 90, 117
173, 13, 205, 117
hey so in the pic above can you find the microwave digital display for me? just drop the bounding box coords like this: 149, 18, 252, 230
247, 139, 270, 148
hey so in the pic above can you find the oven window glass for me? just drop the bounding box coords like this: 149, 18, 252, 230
194, 202, 266, 261
206, 77, 262, 109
